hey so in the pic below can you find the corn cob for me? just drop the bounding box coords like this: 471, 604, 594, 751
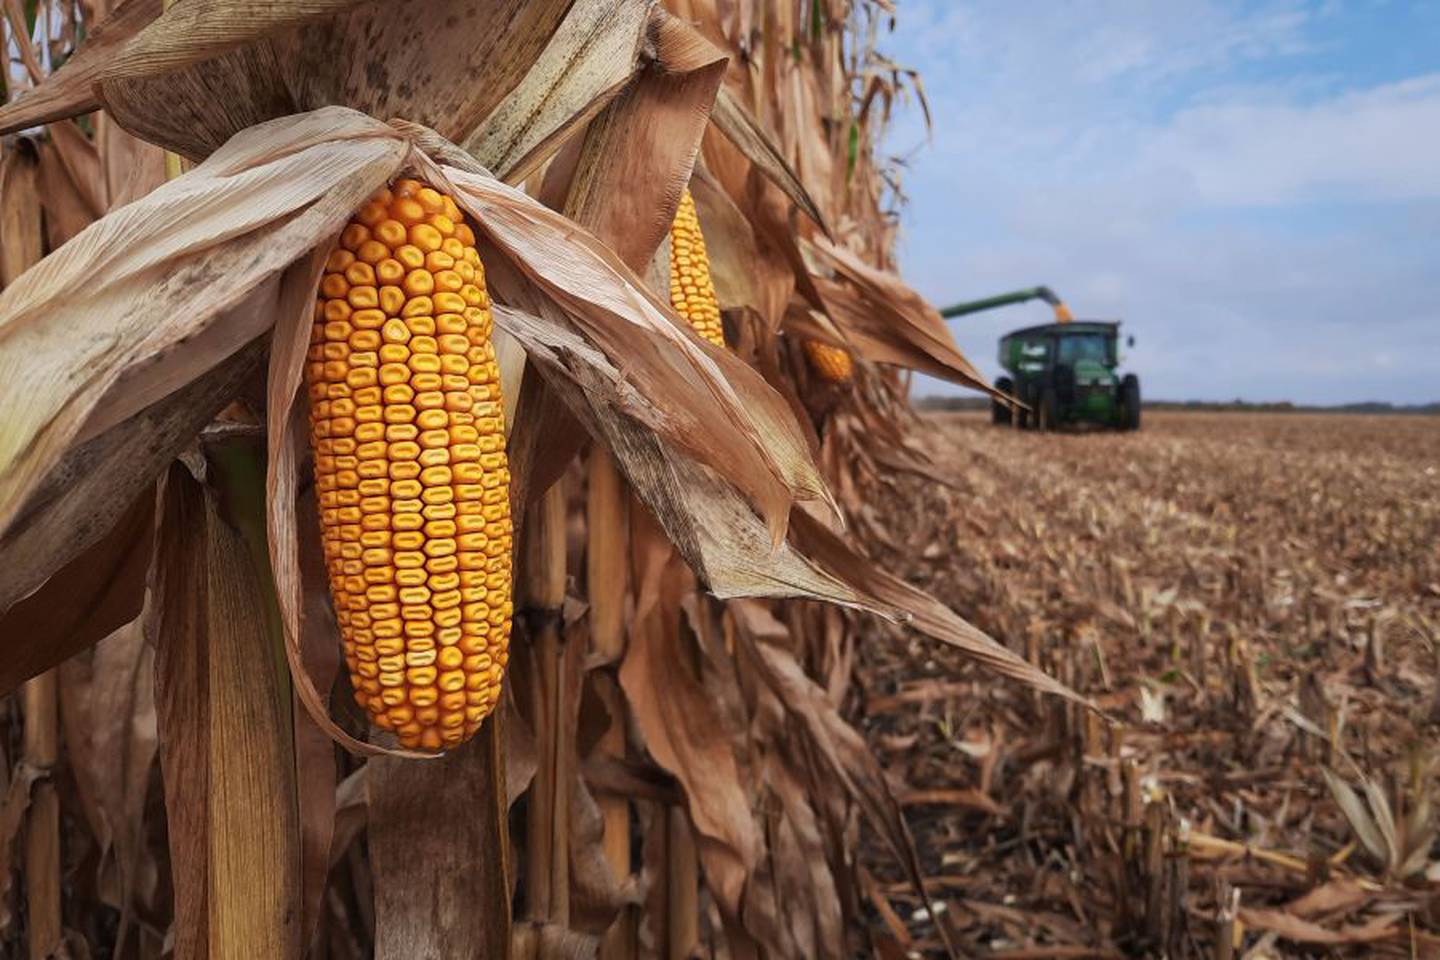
803, 339, 854, 384
306, 178, 513, 752
668, 189, 725, 348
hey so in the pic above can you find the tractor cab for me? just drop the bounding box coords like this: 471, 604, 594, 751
993, 321, 1140, 431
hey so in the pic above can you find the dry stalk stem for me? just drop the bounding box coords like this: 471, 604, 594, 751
666, 805, 699, 960
588, 448, 636, 959
523, 480, 571, 925
21, 671, 61, 960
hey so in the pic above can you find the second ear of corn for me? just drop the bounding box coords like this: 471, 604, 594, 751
803, 339, 854, 383
671, 187, 855, 383
669, 189, 725, 348
306, 178, 513, 752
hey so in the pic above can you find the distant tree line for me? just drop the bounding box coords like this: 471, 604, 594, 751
917, 395, 1440, 415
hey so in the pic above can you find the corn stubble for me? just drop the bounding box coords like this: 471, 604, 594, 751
306, 178, 513, 751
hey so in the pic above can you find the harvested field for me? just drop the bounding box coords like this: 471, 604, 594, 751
856, 411, 1440, 957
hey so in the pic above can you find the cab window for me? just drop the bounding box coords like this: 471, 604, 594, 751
1057, 333, 1109, 365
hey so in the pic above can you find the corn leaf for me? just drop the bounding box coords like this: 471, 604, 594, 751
0, 143, 42, 286
491, 299, 863, 605
291, 491, 341, 948
442, 165, 834, 542
789, 510, 1088, 705
710, 85, 829, 237
462, 0, 651, 184
0, 108, 403, 540
149, 463, 302, 959
0, 341, 262, 676
559, 7, 727, 278
617, 512, 760, 919
0, 493, 155, 697
56, 621, 158, 941
1321, 767, 1388, 865
0, 0, 159, 134
688, 166, 762, 315
0, 763, 43, 930
275, 0, 576, 150
804, 236, 997, 394
732, 601, 961, 960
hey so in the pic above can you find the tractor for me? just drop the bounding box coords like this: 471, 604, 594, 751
937, 287, 1141, 432
993, 321, 1140, 431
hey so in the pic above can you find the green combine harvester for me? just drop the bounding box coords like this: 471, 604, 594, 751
939, 286, 1141, 432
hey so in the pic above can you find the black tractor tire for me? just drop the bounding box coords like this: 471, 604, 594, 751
992, 376, 1014, 426
1120, 374, 1141, 431
1037, 387, 1058, 432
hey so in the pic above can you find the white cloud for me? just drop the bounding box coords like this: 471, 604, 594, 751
878, 1, 1440, 404
1139, 74, 1440, 204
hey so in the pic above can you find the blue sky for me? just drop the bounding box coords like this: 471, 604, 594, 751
881, 1, 1440, 404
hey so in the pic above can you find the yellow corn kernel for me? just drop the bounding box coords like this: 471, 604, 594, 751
668, 189, 724, 348
802, 339, 855, 384
306, 180, 513, 751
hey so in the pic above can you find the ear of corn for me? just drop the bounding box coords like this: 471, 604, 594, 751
307, 178, 513, 752
668, 189, 725, 348
803, 339, 855, 384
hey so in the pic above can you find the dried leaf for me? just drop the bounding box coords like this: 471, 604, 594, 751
276, 0, 575, 147
463, 0, 651, 183
732, 602, 961, 960
0, 762, 43, 930
325, 766, 368, 872
0, 0, 160, 134
1322, 767, 1388, 865
1237, 906, 1400, 945
149, 462, 302, 959
805, 236, 995, 394
790, 510, 1085, 704
0, 491, 155, 697
491, 301, 862, 606
618, 510, 759, 917
0, 108, 405, 540
0, 339, 262, 687
710, 85, 829, 236
96, 0, 580, 164
560, 6, 727, 274
57, 621, 157, 940
35, 122, 107, 251
445, 166, 833, 542
98, 112, 168, 210
0, 143, 43, 286
46, 120, 108, 217
688, 165, 761, 313
1284, 879, 1373, 919
292, 492, 340, 948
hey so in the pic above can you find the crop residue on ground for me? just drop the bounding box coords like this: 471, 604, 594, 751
856, 411, 1440, 957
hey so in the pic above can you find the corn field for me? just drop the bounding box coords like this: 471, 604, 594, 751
0, 3, 1435, 960
0, 1, 1070, 958
860, 412, 1439, 956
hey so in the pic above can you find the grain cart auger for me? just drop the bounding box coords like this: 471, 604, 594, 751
937, 287, 1141, 432
938, 286, 1075, 324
